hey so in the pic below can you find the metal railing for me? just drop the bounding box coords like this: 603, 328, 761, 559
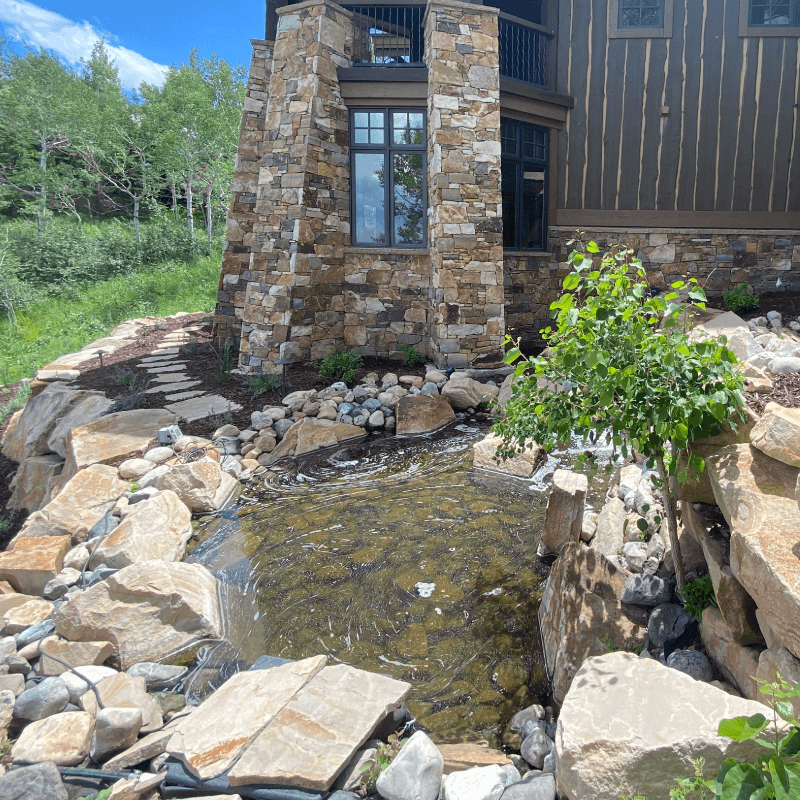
346, 5, 425, 66
498, 14, 551, 89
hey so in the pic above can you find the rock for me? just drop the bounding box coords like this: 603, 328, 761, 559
35, 637, 115, 677
106, 772, 165, 800
538, 543, 647, 704
104, 714, 185, 770
54, 561, 222, 670
442, 764, 509, 800
150, 462, 237, 512
769, 356, 800, 373
620, 573, 671, 606
3, 597, 53, 634
663, 525, 708, 576
375, 731, 443, 800
472, 434, 544, 480
396, 395, 456, 435
60, 665, 117, 704
117, 459, 155, 480
508, 704, 545, 733
590, 497, 627, 560
520, 727, 553, 769
749, 405, 800, 467
12, 711, 93, 766
212, 424, 240, 439
437, 741, 511, 774
264, 418, 365, 464
227, 662, 412, 790
13, 676, 70, 721
0, 689, 13, 738
273, 419, 294, 439
622, 541, 648, 572
756, 647, 800, 718
126, 662, 186, 690
0, 536, 71, 596
42, 579, 69, 601
555, 652, 773, 800
18, 464, 130, 542
91, 706, 143, 761
368, 410, 385, 428
425, 370, 448, 388
538, 470, 588, 556
707, 444, 800, 658
0, 761, 69, 800
55, 409, 177, 492
88, 490, 192, 570
501, 772, 556, 800
442, 374, 496, 410
666, 649, 714, 682
81, 672, 162, 733
700, 607, 760, 698
63, 545, 90, 572
1, 653, 29, 674
0, 675, 24, 697
7, 454, 64, 514
648, 603, 691, 648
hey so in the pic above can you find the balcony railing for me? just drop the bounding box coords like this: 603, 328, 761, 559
498, 13, 552, 90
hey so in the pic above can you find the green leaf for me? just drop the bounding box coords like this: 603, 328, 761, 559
775, 700, 796, 724
778, 729, 800, 757
718, 715, 769, 742
769, 755, 800, 800
586, 241, 599, 253
504, 347, 521, 365
720, 762, 765, 800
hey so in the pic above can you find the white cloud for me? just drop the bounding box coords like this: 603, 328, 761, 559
0, 0, 168, 90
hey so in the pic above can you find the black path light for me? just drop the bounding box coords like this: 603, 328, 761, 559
275, 358, 292, 399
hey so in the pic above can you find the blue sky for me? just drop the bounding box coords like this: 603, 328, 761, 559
0, 0, 264, 90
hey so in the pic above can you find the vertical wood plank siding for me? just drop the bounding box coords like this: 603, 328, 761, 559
559, 0, 800, 213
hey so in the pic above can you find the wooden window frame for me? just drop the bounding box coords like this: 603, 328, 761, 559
608, 0, 674, 38
739, 0, 800, 36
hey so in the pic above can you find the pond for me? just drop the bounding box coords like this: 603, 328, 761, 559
185, 424, 607, 746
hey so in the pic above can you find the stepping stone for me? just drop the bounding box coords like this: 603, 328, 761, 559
139, 353, 181, 363
150, 348, 180, 356
164, 390, 207, 402
148, 375, 192, 385
145, 380, 201, 394
147, 365, 188, 374
137, 361, 185, 370
165, 395, 243, 423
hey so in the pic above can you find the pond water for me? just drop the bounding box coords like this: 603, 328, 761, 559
185, 424, 608, 746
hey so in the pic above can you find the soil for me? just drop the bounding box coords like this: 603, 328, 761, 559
744, 372, 800, 415
736, 290, 800, 323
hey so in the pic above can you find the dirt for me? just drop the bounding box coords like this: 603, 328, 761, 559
736, 290, 800, 323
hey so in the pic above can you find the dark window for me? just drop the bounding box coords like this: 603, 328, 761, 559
345, 6, 425, 65
501, 119, 548, 252
619, 0, 665, 28
749, 0, 800, 25
351, 109, 426, 247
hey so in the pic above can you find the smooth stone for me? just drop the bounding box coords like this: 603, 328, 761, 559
117, 459, 156, 480
442, 764, 509, 800
502, 773, 556, 800
13, 676, 69, 721
620, 573, 672, 607
375, 731, 443, 800
60, 665, 118, 704
42, 579, 70, 601
648, 603, 691, 648
520, 728, 553, 769
80, 672, 162, 734
126, 662, 187, 691
666, 649, 714, 682
150, 462, 237, 512
91, 706, 143, 762
15, 619, 56, 647
35, 637, 115, 677
11, 711, 94, 766
0, 761, 69, 800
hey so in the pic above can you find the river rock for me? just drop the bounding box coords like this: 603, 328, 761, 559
264, 418, 365, 464
81, 672, 162, 733
375, 731, 443, 800
472, 433, 544, 480
648, 603, 691, 649
12, 711, 94, 766
150, 461, 237, 512
396, 395, 455, 435
749, 405, 800, 468
127, 662, 187, 690
555, 652, 773, 800
520, 727, 553, 769
666, 649, 714, 681
590, 497, 627, 561
501, 772, 556, 800
54, 560, 222, 670
117, 458, 155, 480
442, 764, 509, 800
0, 535, 71, 596
91, 706, 144, 762
60, 665, 118, 704
620, 573, 671, 606
227, 662, 412, 790
88, 490, 192, 570
0, 761, 69, 800
7, 453, 64, 514
538, 470, 588, 556
442, 374, 496, 410
35, 637, 115, 677
707, 443, 800, 658
13, 676, 69, 721
538, 543, 647, 704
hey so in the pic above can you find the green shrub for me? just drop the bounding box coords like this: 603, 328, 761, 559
398, 342, 426, 367
360, 734, 405, 792
249, 374, 278, 395
678, 574, 718, 622
317, 349, 363, 385
723, 282, 759, 314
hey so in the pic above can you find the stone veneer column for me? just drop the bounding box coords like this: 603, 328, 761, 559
424, 0, 505, 369
213, 39, 273, 348
219, 1, 353, 373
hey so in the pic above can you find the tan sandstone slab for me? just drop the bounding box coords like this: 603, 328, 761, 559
539, 469, 588, 556
472, 433, 544, 479
47, 394, 115, 458
54, 560, 222, 670
88, 490, 192, 570
105, 713, 188, 770
396, 395, 456, 436
0, 535, 71, 595
228, 663, 412, 790
3, 598, 53, 634
707, 444, 800, 658
151, 462, 237, 512
749, 405, 800, 468
81, 672, 163, 734
437, 742, 511, 775
11, 711, 94, 766
265, 418, 365, 464
700, 607, 761, 700
146, 380, 201, 394
165, 395, 243, 423
167, 655, 328, 781
8, 453, 64, 513
35, 636, 115, 676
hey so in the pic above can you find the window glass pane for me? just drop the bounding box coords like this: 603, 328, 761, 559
354, 153, 386, 245
392, 112, 424, 145
521, 169, 546, 250
354, 129, 369, 144
501, 158, 517, 249
750, 0, 797, 26
393, 153, 424, 244
354, 112, 369, 128
371, 127, 385, 144
619, 0, 664, 28
370, 112, 384, 127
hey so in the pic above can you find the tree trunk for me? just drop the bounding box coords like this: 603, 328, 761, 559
205, 184, 213, 253
186, 177, 194, 240
170, 183, 178, 219
37, 142, 47, 236
656, 451, 685, 590
133, 197, 141, 244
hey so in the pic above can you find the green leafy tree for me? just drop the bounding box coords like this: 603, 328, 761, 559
494, 239, 746, 588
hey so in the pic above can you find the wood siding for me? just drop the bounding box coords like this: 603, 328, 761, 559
557, 0, 800, 214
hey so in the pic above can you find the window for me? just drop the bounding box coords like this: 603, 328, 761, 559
501, 119, 549, 252
609, 0, 673, 38
740, 0, 800, 34
351, 109, 426, 247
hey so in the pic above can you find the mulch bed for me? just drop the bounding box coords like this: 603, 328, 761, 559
737, 291, 800, 323
744, 372, 800, 415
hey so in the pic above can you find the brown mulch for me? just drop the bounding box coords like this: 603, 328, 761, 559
745, 372, 800, 415
737, 291, 800, 323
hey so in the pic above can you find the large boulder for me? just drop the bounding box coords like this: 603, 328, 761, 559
54, 561, 223, 669
756, 646, 800, 718
88, 490, 192, 570
396, 395, 456, 436
54, 408, 177, 492
0, 535, 71, 595
700, 607, 760, 700
538, 470, 588, 556
264, 418, 366, 463
472, 433, 544, 479
556, 652, 772, 800
707, 444, 800, 658
47, 394, 115, 458
441, 374, 497, 410
590, 497, 627, 561
537, 543, 647, 704
16, 464, 129, 542
749, 404, 800, 468
11, 711, 94, 766
150, 462, 237, 512
7, 454, 64, 513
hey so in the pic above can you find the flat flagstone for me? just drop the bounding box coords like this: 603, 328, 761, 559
139, 353, 181, 363
146, 364, 187, 374
164, 390, 207, 402
145, 380, 201, 394
165, 395, 243, 423
228, 663, 412, 790
148, 375, 192, 385
147, 347, 180, 356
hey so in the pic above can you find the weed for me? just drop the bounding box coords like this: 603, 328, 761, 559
601, 634, 615, 652
0, 381, 31, 424
316, 349, 363, 385
129, 483, 139, 493
77, 789, 111, 800
249, 374, 279, 396
212, 338, 238, 383
723, 282, 759, 314
678, 574, 718, 622
398, 342, 426, 367
360, 734, 405, 794
0, 520, 9, 537
119, 372, 134, 387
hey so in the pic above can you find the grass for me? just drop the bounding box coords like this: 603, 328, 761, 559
0, 253, 220, 385
0, 382, 32, 425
